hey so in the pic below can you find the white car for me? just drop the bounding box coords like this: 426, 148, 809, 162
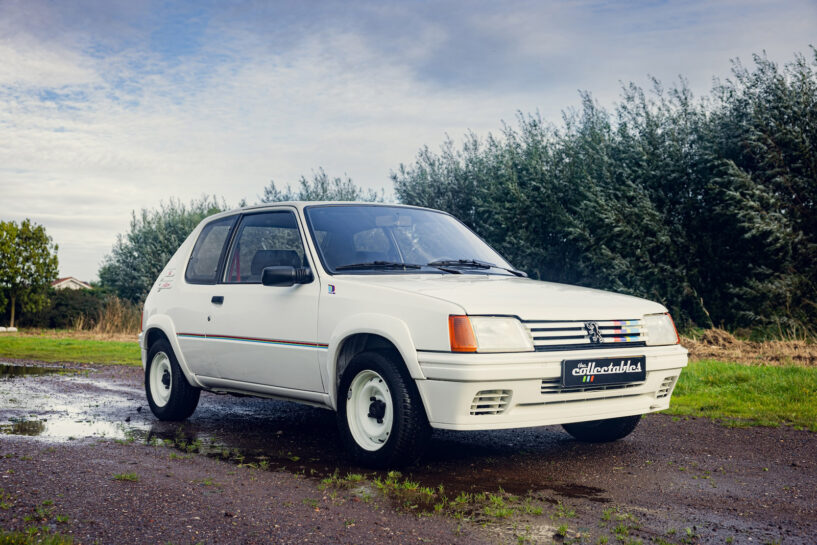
140, 202, 687, 467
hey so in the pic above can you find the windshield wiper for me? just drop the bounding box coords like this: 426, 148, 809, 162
428, 259, 492, 269
335, 261, 423, 271
427, 259, 527, 277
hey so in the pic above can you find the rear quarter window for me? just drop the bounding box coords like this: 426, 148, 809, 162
185, 216, 236, 284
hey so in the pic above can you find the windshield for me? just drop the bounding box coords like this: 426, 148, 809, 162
304, 205, 515, 274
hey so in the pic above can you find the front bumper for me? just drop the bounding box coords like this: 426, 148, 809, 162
415, 344, 687, 430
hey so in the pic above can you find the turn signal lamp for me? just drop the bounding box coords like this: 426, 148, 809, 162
449, 315, 477, 352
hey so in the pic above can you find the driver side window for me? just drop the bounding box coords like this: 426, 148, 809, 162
225, 211, 306, 284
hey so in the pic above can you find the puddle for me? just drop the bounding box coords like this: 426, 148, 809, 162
0, 363, 72, 378
0, 416, 144, 440
0, 362, 150, 442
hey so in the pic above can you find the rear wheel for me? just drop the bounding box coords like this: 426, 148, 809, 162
337, 350, 430, 468
562, 415, 642, 442
145, 339, 200, 421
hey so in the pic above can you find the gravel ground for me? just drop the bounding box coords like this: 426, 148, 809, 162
1, 360, 815, 544
0, 437, 485, 545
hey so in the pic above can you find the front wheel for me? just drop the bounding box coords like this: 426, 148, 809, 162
145, 339, 200, 421
337, 351, 430, 468
562, 415, 642, 443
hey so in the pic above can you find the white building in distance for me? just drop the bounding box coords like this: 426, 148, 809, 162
51, 277, 93, 290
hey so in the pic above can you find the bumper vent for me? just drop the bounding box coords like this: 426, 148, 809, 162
541, 378, 561, 394
656, 375, 678, 399
470, 390, 511, 416
523, 319, 646, 352
541, 378, 643, 395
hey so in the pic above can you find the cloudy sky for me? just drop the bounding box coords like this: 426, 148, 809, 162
1, 0, 815, 281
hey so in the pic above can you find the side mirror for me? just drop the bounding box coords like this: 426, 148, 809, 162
261, 266, 314, 287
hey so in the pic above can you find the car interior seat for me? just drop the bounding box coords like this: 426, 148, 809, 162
250, 250, 302, 280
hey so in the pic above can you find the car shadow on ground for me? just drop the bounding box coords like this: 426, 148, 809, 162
145, 392, 623, 502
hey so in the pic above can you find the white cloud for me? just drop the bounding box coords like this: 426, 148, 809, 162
0, 41, 98, 89
0, 24, 531, 280
0, 0, 815, 281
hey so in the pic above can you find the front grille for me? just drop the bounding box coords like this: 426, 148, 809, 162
656, 375, 678, 398
523, 319, 646, 352
470, 390, 511, 415
540, 378, 644, 395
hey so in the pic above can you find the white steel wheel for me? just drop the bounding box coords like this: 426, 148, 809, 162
346, 369, 393, 451
337, 350, 430, 468
145, 338, 200, 421
149, 351, 173, 408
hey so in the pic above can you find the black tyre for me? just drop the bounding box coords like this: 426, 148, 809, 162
337, 350, 430, 468
145, 338, 200, 421
562, 415, 642, 443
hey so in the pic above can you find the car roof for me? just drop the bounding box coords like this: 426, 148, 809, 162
209, 201, 435, 220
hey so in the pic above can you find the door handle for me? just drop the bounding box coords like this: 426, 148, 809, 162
211, 296, 224, 305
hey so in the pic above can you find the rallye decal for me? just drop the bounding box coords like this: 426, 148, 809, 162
177, 332, 328, 349
609, 319, 642, 342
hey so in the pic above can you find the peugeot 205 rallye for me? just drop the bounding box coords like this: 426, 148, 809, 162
140, 202, 687, 467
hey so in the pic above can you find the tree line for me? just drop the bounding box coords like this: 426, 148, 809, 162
392, 51, 817, 335
5, 50, 813, 336
101, 51, 817, 335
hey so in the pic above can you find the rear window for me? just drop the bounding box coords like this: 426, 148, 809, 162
185, 216, 236, 284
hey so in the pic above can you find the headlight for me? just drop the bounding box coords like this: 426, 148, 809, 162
644, 313, 679, 346
449, 315, 534, 353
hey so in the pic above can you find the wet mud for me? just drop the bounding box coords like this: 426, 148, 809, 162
1, 360, 815, 544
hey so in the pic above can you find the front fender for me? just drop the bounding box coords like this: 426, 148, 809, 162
141, 315, 206, 389
325, 313, 425, 409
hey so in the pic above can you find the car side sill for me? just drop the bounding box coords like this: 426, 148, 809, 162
197, 376, 332, 409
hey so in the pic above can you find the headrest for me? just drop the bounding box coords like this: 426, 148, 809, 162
250, 250, 301, 274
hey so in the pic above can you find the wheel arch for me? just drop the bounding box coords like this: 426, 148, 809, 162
325, 314, 426, 411
145, 327, 169, 351
141, 315, 205, 389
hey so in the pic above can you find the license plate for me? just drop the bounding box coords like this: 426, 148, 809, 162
561, 356, 646, 388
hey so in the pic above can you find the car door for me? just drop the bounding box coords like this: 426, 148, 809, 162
206, 209, 324, 392
174, 215, 236, 379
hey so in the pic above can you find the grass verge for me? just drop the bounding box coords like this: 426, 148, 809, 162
682, 328, 817, 366
666, 359, 817, 431
0, 333, 140, 366
2, 330, 815, 431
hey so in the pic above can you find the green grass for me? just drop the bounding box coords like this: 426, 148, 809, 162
2, 333, 815, 432
666, 359, 817, 431
0, 335, 140, 366
0, 530, 73, 545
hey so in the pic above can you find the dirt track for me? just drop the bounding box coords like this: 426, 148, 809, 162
1, 360, 815, 544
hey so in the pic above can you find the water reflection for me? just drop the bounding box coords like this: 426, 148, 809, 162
0, 416, 146, 440
0, 363, 69, 379
1, 418, 46, 435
